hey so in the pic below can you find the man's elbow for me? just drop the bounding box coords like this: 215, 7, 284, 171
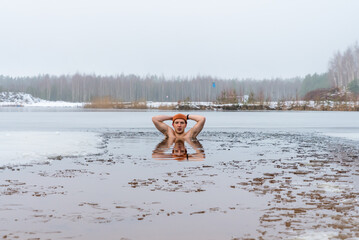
152, 116, 158, 123
201, 116, 206, 124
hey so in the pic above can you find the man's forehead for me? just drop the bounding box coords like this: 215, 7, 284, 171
174, 119, 186, 123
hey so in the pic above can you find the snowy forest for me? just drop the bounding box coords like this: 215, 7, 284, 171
1, 43, 358, 103
0, 74, 303, 102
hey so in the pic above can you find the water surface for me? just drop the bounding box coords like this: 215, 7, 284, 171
1, 109, 359, 239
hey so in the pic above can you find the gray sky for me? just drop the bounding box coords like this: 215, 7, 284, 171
1, 0, 359, 79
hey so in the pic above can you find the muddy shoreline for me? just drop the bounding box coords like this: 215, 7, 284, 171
1, 131, 359, 239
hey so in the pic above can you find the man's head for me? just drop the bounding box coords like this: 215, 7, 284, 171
172, 139, 188, 160
172, 113, 187, 134
172, 139, 187, 157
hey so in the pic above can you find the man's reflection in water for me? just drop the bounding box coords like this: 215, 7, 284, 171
152, 138, 205, 161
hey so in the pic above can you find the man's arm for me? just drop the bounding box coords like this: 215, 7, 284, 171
153, 138, 174, 153
187, 114, 206, 138
152, 138, 175, 159
152, 115, 173, 136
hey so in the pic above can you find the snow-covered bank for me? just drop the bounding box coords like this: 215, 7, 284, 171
24, 101, 84, 107
0, 132, 103, 166
0, 92, 83, 107
150, 100, 359, 111
1, 91, 358, 110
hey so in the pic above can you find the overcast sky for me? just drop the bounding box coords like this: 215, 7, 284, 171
1, 0, 359, 79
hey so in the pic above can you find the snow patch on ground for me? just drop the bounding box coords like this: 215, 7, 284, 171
0, 92, 83, 107
1, 91, 358, 110
0, 131, 103, 166
24, 101, 83, 107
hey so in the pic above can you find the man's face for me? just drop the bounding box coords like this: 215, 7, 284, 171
172, 119, 187, 134
172, 140, 187, 157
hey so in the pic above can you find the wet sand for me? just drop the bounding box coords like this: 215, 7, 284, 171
1, 130, 359, 240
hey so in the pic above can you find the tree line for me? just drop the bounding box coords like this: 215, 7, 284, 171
0, 74, 303, 102
328, 42, 359, 91
1, 42, 359, 103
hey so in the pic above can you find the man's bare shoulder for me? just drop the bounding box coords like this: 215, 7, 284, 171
166, 127, 175, 137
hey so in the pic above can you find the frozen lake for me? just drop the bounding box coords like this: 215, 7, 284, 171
1, 108, 359, 165
1, 108, 359, 239
1, 108, 359, 131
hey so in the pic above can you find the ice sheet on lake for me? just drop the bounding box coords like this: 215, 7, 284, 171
322, 132, 359, 141
291, 231, 338, 240
0, 131, 102, 166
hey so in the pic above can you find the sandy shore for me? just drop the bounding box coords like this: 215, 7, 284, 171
1, 130, 359, 240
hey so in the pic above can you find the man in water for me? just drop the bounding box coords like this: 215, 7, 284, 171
152, 113, 206, 140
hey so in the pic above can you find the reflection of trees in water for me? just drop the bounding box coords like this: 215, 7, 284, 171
152, 138, 205, 161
